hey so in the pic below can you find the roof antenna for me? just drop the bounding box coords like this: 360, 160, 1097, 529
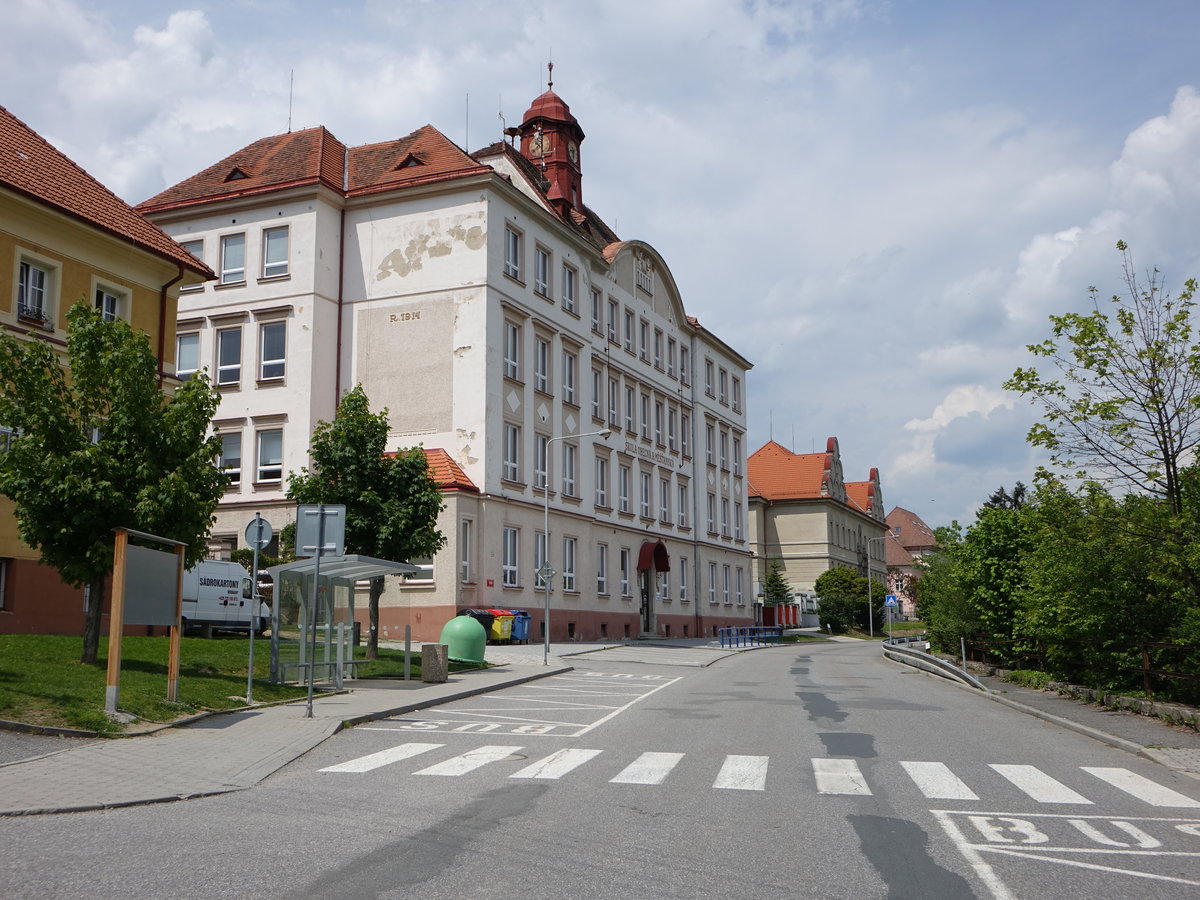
548, 58, 554, 90
465, 92, 469, 151
287, 69, 294, 132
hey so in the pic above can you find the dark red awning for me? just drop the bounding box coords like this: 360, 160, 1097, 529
636, 540, 670, 572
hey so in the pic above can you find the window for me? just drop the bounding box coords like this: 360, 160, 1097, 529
562, 351, 577, 405
503, 423, 521, 482
707, 492, 716, 532
176, 333, 199, 381
504, 321, 522, 380
733, 436, 742, 476
562, 443, 577, 497
608, 378, 619, 428
681, 413, 691, 457
719, 368, 728, 404
678, 483, 689, 527
732, 376, 742, 412
256, 429, 282, 482
220, 233, 245, 284
723, 564, 731, 603
640, 394, 650, 440
607, 299, 619, 342
595, 457, 609, 507
217, 327, 242, 385
636, 261, 653, 294
721, 498, 730, 537
623, 309, 634, 352
535, 338, 549, 393
668, 408, 678, 451
17, 259, 49, 322
667, 338, 676, 377
720, 430, 729, 470
503, 527, 520, 586
590, 288, 602, 333
461, 520, 472, 583
639, 321, 649, 361
624, 385, 634, 432
734, 502, 744, 540
706, 423, 715, 464
505, 226, 522, 279
534, 246, 550, 296
618, 464, 630, 513
562, 264, 576, 312
704, 359, 715, 396
709, 562, 718, 603
0, 425, 16, 454
262, 226, 289, 278
736, 567, 744, 605
562, 537, 577, 591
620, 548, 632, 596
654, 401, 664, 446
219, 432, 242, 486
591, 369, 602, 419
680, 346, 690, 386
534, 531, 548, 589
95, 287, 120, 322
680, 558, 688, 602
660, 570, 670, 601
653, 329, 663, 369
180, 240, 203, 290
535, 433, 548, 490
640, 471, 652, 518
596, 544, 608, 594
260, 321, 285, 380
659, 477, 670, 524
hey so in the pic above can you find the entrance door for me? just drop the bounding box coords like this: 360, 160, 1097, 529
639, 569, 654, 634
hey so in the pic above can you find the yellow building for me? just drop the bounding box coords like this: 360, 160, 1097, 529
0, 104, 211, 633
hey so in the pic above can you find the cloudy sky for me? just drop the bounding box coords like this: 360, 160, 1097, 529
7, 0, 1200, 528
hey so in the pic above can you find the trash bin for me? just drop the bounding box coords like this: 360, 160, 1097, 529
458, 608, 495, 638
488, 608, 514, 644
440, 616, 486, 665
509, 609, 532, 644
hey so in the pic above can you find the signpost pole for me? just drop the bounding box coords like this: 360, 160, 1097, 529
305, 505, 326, 718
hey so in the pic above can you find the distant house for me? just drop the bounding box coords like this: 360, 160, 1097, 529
0, 104, 212, 634
747, 439, 887, 615
883, 506, 938, 616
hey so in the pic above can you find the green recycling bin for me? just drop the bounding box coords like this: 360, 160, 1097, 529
440, 614, 486, 664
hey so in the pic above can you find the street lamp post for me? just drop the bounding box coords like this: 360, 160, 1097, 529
865, 528, 901, 639
543, 428, 612, 666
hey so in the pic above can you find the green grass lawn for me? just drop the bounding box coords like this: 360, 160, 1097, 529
0, 634, 476, 736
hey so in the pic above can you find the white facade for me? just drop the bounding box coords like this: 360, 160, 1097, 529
142, 93, 753, 642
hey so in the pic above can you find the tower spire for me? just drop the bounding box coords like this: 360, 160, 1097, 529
547, 60, 554, 91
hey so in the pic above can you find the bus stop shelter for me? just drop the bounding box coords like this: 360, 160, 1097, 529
264, 555, 420, 685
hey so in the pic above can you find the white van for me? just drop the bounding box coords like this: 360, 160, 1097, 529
181, 560, 269, 635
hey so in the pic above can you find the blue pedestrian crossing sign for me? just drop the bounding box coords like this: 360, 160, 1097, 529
884, 594, 898, 608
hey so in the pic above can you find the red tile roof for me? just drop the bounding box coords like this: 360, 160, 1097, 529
0, 105, 211, 277
845, 481, 873, 514
422, 448, 478, 493
886, 506, 937, 553
138, 125, 490, 213
747, 440, 835, 501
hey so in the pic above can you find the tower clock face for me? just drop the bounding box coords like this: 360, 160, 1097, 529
531, 133, 548, 155
568, 140, 578, 164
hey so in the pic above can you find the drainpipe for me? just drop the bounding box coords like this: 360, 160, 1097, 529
334, 205, 346, 407
157, 264, 185, 388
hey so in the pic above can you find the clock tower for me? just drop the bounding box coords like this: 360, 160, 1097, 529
519, 64, 585, 215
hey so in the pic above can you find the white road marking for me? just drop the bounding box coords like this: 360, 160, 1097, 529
318, 742, 443, 773
510, 748, 604, 780
413, 745, 522, 776
812, 758, 872, 795
573, 676, 683, 736
713, 755, 769, 791
1082, 767, 1200, 808
990, 764, 1093, 804
901, 761, 979, 800
931, 810, 1021, 900
610, 752, 684, 785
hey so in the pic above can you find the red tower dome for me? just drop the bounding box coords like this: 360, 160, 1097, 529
519, 64, 585, 214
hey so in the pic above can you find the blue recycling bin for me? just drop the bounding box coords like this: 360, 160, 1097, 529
510, 609, 532, 643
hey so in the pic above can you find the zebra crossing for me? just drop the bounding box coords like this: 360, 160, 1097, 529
318, 742, 1200, 808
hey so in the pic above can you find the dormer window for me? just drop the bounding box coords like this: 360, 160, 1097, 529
396, 153, 424, 169
224, 166, 250, 182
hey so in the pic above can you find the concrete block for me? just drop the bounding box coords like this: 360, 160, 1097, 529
421, 644, 449, 683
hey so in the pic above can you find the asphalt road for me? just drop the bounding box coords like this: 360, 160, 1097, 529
2, 640, 1199, 899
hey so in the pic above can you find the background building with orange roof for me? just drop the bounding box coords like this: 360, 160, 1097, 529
882, 506, 938, 616
138, 80, 753, 643
0, 104, 211, 634
747, 438, 888, 620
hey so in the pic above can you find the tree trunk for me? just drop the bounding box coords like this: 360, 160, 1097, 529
80, 575, 105, 665
366, 576, 384, 660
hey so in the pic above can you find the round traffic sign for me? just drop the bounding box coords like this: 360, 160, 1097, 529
245, 516, 274, 550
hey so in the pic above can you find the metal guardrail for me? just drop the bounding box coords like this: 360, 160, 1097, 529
718, 626, 783, 649
882, 639, 986, 690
